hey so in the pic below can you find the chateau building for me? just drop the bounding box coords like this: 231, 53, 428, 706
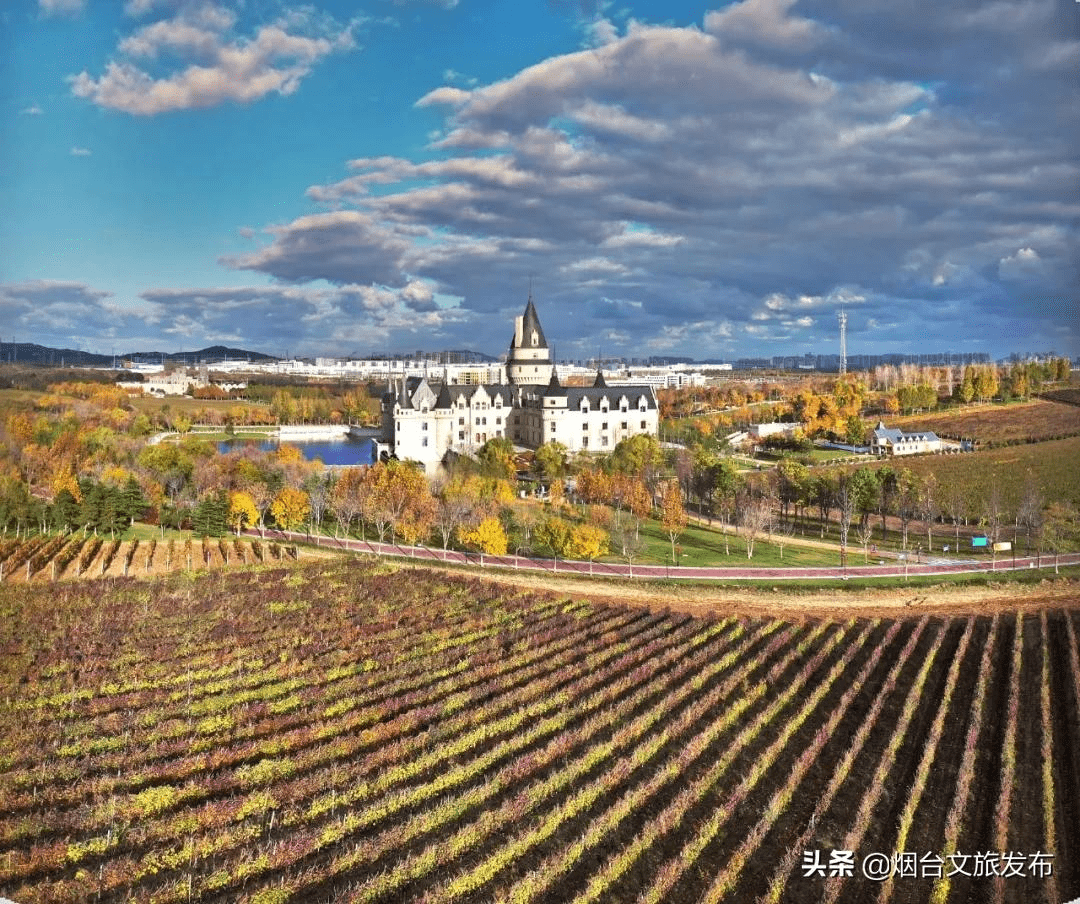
381, 297, 660, 471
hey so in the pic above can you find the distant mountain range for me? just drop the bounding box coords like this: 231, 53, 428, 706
0, 342, 278, 368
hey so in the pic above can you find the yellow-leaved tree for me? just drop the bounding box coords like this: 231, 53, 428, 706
458, 516, 508, 557
570, 523, 608, 572
229, 490, 259, 534
270, 486, 311, 532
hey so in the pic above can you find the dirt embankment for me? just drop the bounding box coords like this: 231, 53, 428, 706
409, 563, 1080, 620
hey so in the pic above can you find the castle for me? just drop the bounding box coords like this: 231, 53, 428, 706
381, 296, 660, 472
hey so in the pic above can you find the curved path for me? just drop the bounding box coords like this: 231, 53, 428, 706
252, 529, 1080, 581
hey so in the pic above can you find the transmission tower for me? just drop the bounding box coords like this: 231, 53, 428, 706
838, 308, 847, 375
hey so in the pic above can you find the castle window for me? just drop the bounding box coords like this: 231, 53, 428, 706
422, 421, 428, 431
422, 437, 428, 447
550, 422, 556, 432
459, 431, 465, 441
621, 422, 628, 430
496, 417, 502, 425
602, 422, 608, 430
641, 420, 647, 429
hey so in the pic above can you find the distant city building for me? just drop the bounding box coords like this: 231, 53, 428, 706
382, 297, 660, 472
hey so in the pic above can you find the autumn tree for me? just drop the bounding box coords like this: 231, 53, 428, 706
432, 477, 475, 550
660, 481, 688, 564
458, 516, 508, 558
270, 486, 311, 532
371, 460, 434, 545
536, 515, 575, 559
229, 490, 259, 534
569, 523, 608, 572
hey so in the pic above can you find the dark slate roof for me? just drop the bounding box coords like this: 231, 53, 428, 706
434, 382, 518, 410
545, 370, 567, 396
564, 386, 657, 410
511, 296, 548, 351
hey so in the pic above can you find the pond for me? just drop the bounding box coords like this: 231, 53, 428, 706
218, 430, 381, 466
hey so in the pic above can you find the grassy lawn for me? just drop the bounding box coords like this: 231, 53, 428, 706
601, 514, 840, 568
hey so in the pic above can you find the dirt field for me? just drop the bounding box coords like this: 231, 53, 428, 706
396, 561, 1080, 620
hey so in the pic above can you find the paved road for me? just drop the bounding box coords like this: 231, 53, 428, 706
251, 529, 1080, 582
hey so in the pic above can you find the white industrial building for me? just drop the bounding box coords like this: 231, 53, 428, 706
382, 296, 660, 472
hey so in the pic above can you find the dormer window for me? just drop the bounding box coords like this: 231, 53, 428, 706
531, 330, 539, 347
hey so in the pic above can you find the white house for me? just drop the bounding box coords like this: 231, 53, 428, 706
870, 421, 942, 456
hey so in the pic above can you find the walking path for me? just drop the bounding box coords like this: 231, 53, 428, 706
254, 529, 1080, 582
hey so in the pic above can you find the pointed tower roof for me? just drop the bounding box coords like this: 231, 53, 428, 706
592, 369, 607, 388
545, 368, 566, 395
511, 294, 548, 351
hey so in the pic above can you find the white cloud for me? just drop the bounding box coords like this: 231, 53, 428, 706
70, 7, 357, 115
998, 246, 1043, 280
20, 104, 44, 116
704, 0, 824, 50
39, 0, 84, 15
69, 146, 91, 156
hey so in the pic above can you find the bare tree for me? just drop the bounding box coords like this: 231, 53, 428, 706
613, 517, 646, 576
740, 494, 774, 560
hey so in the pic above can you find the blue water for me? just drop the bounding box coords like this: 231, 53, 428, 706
218, 432, 379, 466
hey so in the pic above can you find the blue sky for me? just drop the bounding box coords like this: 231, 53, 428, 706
1, 0, 1077, 361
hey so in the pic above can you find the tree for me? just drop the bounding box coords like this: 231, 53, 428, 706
776, 458, 809, 526
304, 472, 331, 534
371, 460, 434, 545
836, 473, 857, 569
477, 437, 517, 481
536, 515, 575, 559
1042, 501, 1078, 573
659, 481, 688, 564
328, 468, 363, 538
739, 493, 773, 560
194, 491, 230, 537
569, 523, 608, 572
844, 414, 865, 447
229, 490, 259, 535
813, 472, 837, 539
877, 466, 898, 542
270, 486, 311, 532
917, 472, 937, 552
458, 516, 508, 558
432, 479, 475, 550
612, 517, 646, 576
532, 441, 568, 482
1016, 474, 1043, 557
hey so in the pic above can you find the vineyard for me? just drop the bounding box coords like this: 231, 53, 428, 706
0, 559, 1076, 904
0, 536, 296, 582
886, 399, 1080, 446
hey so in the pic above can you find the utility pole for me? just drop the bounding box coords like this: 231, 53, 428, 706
838, 308, 847, 376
